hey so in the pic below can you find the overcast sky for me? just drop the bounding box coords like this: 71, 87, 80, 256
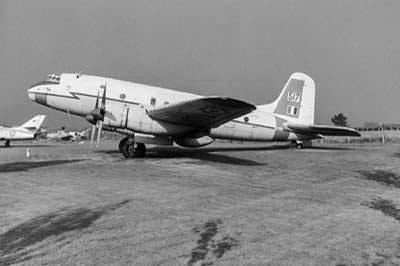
1, 0, 399, 129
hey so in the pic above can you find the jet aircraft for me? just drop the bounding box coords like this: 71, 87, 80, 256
27, 72, 360, 158
0, 115, 46, 147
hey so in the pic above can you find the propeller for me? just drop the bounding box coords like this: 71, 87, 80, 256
86, 84, 107, 148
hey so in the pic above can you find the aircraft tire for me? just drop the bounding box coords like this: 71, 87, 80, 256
5, 141, 10, 147
119, 137, 130, 153
122, 142, 146, 158
296, 143, 303, 149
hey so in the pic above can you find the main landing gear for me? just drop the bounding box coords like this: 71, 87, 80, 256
292, 140, 312, 149
4, 140, 10, 147
119, 137, 146, 158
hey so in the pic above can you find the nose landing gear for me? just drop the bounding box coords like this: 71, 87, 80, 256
119, 137, 146, 158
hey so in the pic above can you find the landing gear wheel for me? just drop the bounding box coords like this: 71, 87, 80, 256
296, 143, 303, 149
122, 142, 146, 158
5, 140, 10, 147
294, 140, 311, 149
119, 137, 130, 153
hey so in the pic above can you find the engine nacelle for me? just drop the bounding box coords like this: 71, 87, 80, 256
85, 114, 96, 125
174, 136, 214, 148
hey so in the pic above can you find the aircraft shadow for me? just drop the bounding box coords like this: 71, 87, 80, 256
0, 159, 86, 173
98, 149, 265, 165
0, 200, 130, 265
147, 150, 267, 166
97, 144, 352, 165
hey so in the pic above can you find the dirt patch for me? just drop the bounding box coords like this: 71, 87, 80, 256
187, 219, 238, 266
357, 170, 400, 188
362, 197, 400, 222
0, 200, 130, 265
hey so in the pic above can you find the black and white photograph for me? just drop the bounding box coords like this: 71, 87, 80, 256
1, 1, 400, 265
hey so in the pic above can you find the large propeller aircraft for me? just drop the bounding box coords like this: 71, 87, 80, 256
27, 72, 360, 158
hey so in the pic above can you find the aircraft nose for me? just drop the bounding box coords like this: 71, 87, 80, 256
27, 82, 48, 105
27, 84, 39, 101
27, 87, 35, 101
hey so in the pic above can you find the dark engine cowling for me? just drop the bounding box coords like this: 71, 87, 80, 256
174, 136, 214, 148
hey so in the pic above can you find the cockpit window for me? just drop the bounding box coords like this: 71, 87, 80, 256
45, 73, 61, 83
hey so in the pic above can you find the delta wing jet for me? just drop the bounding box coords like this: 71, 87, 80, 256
0, 115, 46, 147
27, 73, 360, 158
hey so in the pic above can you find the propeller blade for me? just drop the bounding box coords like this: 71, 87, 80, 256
96, 120, 103, 148
101, 83, 106, 109
95, 91, 100, 109
90, 124, 96, 147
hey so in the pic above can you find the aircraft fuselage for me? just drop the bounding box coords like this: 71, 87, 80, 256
28, 73, 309, 142
0, 127, 36, 141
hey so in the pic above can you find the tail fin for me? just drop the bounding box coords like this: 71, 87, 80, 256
258, 72, 315, 124
19, 115, 46, 131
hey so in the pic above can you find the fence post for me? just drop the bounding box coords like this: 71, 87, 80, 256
381, 124, 385, 145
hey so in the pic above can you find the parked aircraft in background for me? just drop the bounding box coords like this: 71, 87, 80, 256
0, 115, 46, 147
27, 72, 360, 158
47, 127, 88, 141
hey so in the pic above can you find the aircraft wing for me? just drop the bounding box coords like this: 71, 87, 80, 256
286, 124, 361, 137
148, 97, 256, 128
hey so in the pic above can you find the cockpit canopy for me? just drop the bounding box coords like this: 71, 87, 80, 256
45, 73, 61, 83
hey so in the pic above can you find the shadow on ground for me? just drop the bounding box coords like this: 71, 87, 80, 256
357, 170, 400, 188
151, 151, 268, 166
97, 145, 295, 165
362, 197, 400, 223
0, 159, 86, 173
0, 144, 60, 149
0, 200, 130, 265
96, 143, 353, 165
99, 149, 266, 166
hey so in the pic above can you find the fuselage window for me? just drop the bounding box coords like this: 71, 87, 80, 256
120, 93, 126, 100
244, 116, 249, 123
150, 97, 156, 106
163, 101, 169, 105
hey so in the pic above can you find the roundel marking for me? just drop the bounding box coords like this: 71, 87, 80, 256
9, 130, 16, 137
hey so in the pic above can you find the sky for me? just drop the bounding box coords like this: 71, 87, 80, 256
1, 0, 399, 129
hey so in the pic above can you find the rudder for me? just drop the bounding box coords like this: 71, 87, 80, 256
258, 72, 315, 124
19, 115, 46, 131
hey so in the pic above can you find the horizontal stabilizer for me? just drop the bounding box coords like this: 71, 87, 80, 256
148, 97, 256, 128
286, 124, 361, 137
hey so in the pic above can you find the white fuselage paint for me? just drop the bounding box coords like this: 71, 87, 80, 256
28, 73, 310, 142
0, 127, 35, 141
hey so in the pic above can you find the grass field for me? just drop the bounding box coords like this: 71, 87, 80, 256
1, 140, 400, 266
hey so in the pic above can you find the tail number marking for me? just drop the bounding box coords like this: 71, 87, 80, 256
287, 92, 301, 103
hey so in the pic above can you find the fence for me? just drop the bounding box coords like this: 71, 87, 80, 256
320, 126, 400, 144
